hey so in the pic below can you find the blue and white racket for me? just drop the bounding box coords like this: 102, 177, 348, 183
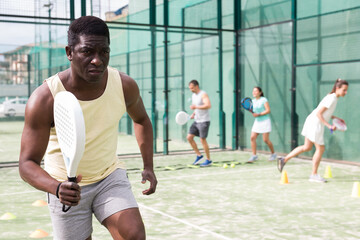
241, 97, 253, 113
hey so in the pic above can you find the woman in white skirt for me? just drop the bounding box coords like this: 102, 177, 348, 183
248, 87, 276, 162
277, 79, 349, 183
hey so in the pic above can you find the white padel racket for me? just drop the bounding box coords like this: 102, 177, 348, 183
54, 91, 86, 212
332, 118, 347, 132
175, 111, 190, 125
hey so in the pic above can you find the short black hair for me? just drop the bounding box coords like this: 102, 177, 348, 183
67, 16, 110, 47
189, 79, 199, 86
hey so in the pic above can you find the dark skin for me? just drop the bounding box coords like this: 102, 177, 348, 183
19, 35, 157, 240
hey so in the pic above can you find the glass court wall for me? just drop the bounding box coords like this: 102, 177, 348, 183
1, 0, 359, 163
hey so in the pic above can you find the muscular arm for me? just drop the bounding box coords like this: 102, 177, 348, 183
19, 84, 59, 193
198, 93, 211, 109
19, 84, 81, 206
190, 92, 211, 110
120, 72, 157, 195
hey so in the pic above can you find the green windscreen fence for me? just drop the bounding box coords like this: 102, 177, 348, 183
1, 0, 360, 163
295, 2, 360, 160
239, 22, 292, 154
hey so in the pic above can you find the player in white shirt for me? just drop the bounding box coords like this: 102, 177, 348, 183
278, 79, 349, 183
187, 80, 212, 167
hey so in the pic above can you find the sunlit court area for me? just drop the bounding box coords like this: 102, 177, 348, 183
1, 0, 360, 239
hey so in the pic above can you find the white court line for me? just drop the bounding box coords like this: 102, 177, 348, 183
132, 158, 360, 183
154, 166, 276, 181
5, 161, 355, 197
129, 166, 277, 183
0, 167, 277, 197
0, 190, 39, 196
138, 203, 234, 240
0, 168, 273, 196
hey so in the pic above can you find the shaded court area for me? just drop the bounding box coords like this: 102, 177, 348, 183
1, 151, 360, 239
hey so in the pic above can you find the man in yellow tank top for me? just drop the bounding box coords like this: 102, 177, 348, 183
19, 16, 157, 240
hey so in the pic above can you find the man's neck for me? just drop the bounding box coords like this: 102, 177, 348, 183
58, 68, 108, 101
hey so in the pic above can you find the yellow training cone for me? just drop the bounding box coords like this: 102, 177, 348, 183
29, 229, 49, 238
351, 182, 360, 198
324, 166, 333, 178
0, 212, 16, 220
280, 170, 289, 184
32, 200, 48, 207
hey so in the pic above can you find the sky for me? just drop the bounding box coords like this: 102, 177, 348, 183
0, 0, 129, 54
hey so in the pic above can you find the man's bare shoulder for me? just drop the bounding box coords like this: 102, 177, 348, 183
202, 91, 210, 98
119, 71, 133, 83
25, 83, 54, 126
117, 71, 140, 107
28, 83, 53, 105
118, 71, 138, 91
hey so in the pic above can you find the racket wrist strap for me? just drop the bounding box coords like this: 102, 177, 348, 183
56, 182, 62, 199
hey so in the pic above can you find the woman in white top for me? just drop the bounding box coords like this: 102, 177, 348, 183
248, 87, 276, 162
278, 79, 349, 183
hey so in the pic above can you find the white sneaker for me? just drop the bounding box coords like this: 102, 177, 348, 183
309, 174, 327, 183
269, 153, 277, 161
247, 155, 258, 163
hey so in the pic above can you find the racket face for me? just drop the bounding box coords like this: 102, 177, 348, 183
54, 91, 86, 178
175, 111, 190, 125
333, 118, 347, 131
241, 97, 253, 112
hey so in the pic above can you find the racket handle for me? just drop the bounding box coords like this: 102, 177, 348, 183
68, 177, 77, 182
62, 176, 77, 212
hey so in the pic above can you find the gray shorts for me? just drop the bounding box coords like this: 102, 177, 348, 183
189, 121, 210, 138
47, 168, 138, 240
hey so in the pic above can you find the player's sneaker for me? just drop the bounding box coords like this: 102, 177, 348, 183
269, 153, 277, 161
277, 157, 286, 172
200, 159, 212, 167
309, 174, 327, 183
193, 155, 203, 165
247, 155, 258, 163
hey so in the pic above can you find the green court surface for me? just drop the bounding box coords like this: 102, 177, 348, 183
1, 151, 360, 240
0, 121, 24, 164
0, 121, 195, 163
